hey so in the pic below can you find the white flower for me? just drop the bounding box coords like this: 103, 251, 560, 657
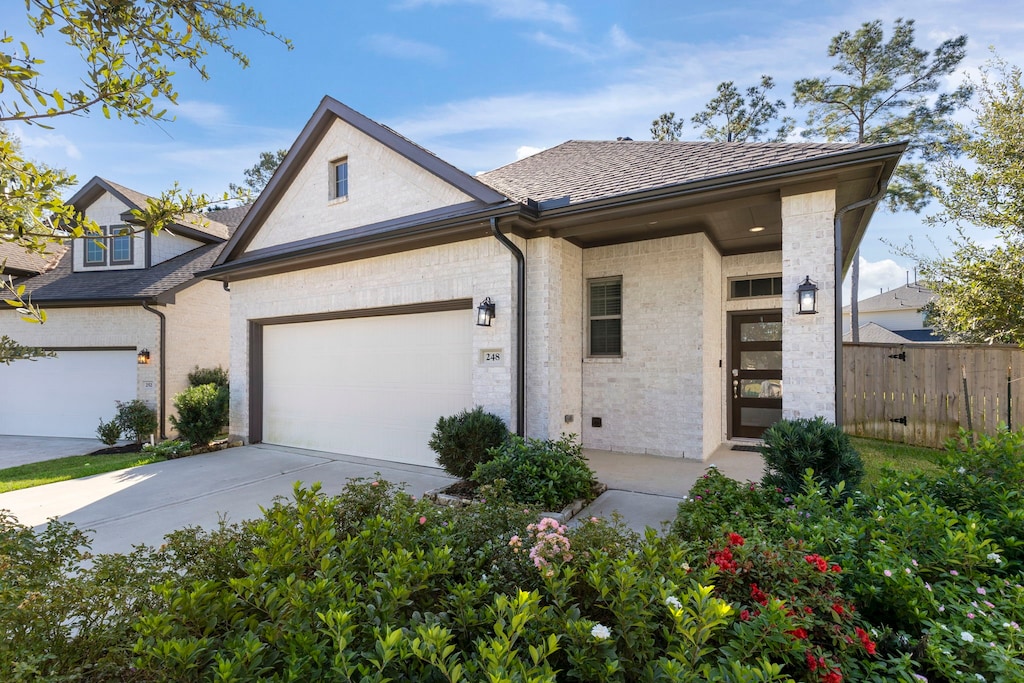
976, 674, 986, 682
591, 623, 611, 640
957, 466, 966, 474
665, 595, 682, 610
961, 631, 975, 643
987, 552, 1003, 564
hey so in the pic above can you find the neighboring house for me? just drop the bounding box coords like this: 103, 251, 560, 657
842, 283, 943, 343
205, 97, 905, 465
0, 177, 243, 439
0, 241, 67, 278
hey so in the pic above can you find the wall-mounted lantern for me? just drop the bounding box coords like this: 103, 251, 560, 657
797, 276, 819, 314
476, 297, 496, 327
137, 348, 151, 365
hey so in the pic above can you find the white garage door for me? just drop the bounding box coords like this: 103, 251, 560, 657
262, 309, 474, 466
0, 350, 138, 438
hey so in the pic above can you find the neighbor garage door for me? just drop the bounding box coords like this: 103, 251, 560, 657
0, 350, 138, 438
262, 309, 474, 466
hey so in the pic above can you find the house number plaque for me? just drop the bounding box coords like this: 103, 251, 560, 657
480, 349, 503, 365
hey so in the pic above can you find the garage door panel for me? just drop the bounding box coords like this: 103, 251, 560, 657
263, 309, 473, 466
0, 350, 138, 438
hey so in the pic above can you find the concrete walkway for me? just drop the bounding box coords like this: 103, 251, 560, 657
0, 442, 764, 555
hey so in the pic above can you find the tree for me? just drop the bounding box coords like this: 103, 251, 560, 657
0, 335, 55, 365
650, 76, 794, 142
0, 1, 288, 355
793, 18, 970, 340
0, 1, 290, 255
920, 57, 1024, 344
229, 149, 288, 197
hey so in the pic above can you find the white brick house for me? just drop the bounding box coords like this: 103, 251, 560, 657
207, 97, 905, 464
0, 177, 238, 439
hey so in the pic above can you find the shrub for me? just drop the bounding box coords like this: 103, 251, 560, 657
113, 398, 158, 444
428, 406, 508, 479
673, 466, 786, 540
187, 365, 229, 389
95, 417, 121, 445
170, 383, 228, 446
472, 433, 595, 510
142, 438, 192, 459
761, 416, 864, 497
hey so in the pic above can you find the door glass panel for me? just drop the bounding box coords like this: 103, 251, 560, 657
741, 407, 782, 428
739, 350, 782, 370
739, 379, 783, 398
740, 322, 782, 342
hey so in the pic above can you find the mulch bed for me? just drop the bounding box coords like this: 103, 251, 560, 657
86, 444, 144, 456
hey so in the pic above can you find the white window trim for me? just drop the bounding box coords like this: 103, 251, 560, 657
329, 157, 349, 203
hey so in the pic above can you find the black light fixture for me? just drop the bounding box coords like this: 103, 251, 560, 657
797, 276, 819, 314
476, 297, 496, 326
137, 348, 151, 365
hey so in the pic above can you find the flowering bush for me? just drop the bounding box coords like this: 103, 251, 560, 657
672, 466, 785, 539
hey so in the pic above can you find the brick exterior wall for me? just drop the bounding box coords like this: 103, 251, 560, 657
162, 279, 231, 434
580, 233, 712, 459
525, 237, 583, 441
781, 187, 838, 421
245, 119, 475, 253
227, 237, 518, 443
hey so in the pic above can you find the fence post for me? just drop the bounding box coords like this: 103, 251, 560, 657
962, 364, 974, 435
1009, 365, 1013, 432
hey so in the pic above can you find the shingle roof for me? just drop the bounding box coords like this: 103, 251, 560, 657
843, 322, 944, 343
99, 178, 231, 240
0, 241, 67, 276
15, 242, 224, 302
478, 140, 866, 205
842, 284, 936, 314
205, 204, 251, 232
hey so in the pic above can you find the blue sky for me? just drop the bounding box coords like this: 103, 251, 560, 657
4, 0, 1021, 301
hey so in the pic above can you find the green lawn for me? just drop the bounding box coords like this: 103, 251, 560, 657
0, 452, 167, 494
849, 435, 944, 486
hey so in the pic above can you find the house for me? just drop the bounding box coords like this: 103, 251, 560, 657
842, 283, 943, 343
0, 241, 67, 278
0, 177, 242, 439
204, 97, 905, 464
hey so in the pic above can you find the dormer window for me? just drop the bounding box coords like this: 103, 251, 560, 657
330, 157, 348, 201
110, 225, 133, 264
84, 228, 106, 266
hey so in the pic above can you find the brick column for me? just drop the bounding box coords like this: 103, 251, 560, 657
781, 185, 837, 422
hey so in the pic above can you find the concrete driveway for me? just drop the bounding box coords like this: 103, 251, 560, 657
0, 435, 110, 468
0, 442, 763, 555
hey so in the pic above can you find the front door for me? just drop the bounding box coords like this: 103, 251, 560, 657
730, 312, 783, 438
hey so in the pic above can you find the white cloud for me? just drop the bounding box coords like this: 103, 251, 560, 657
529, 24, 642, 61
842, 257, 915, 305
609, 25, 640, 53
397, 0, 577, 31
365, 34, 447, 63
18, 131, 82, 160
173, 101, 231, 128
515, 145, 544, 160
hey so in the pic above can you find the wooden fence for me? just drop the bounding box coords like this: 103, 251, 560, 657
842, 342, 1024, 448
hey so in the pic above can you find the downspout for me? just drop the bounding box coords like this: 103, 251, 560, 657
490, 217, 525, 436
833, 184, 887, 427
141, 302, 168, 439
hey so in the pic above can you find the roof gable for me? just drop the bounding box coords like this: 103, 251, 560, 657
217, 97, 508, 264
843, 283, 936, 314
68, 177, 231, 242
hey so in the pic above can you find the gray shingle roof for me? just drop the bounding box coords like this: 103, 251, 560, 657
842, 284, 936, 314
0, 241, 67, 276
15, 243, 224, 303
478, 140, 866, 205
100, 178, 231, 240
206, 204, 251, 232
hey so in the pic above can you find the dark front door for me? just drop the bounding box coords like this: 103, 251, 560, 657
730, 312, 783, 438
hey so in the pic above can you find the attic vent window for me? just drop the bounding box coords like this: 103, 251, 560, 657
730, 276, 783, 299
330, 158, 348, 201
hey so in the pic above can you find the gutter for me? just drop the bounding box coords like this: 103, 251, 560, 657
490, 217, 526, 436
141, 302, 168, 439
833, 184, 888, 427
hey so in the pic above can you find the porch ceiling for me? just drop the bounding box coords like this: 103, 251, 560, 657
512, 161, 883, 264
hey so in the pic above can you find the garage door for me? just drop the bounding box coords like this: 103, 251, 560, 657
0, 350, 138, 438
262, 309, 474, 466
